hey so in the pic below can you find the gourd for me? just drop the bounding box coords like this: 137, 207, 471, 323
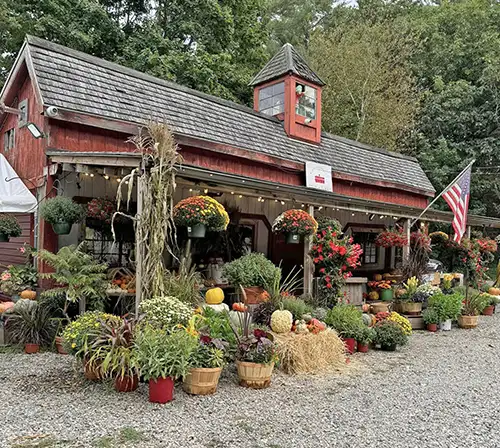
270, 310, 293, 333
203, 303, 229, 313
294, 320, 309, 334
373, 274, 383, 281
20, 290, 37, 300
362, 313, 372, 327
205, 287, 224, 305
488, 287, 500, 296
0, 301, 14, 313
13, 299, 37, 312
396, 288, 407, 299
368, 291, 379, 300
229, 310, 251, 327
307, 318, 326, 334
361, 303, 371, 313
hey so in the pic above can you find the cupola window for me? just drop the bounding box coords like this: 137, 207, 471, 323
258, 81, 285, 116
295, 83, 316, 120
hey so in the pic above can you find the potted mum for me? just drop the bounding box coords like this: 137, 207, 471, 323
0, 215, 22, 242
173, 195, 229, 238
356, 326, 376, 353
422, 307, 439, 332
458, 292, 490, 329
428, 292, 463, 331
374, 320, 408, 351
183, 335, 226, 395
325, 304, 365, 354
272, 209, 317, 244
139, 296, 193, 330
40, 196, 85, 235
223, 253, 281, 304
134, 326, 198, 403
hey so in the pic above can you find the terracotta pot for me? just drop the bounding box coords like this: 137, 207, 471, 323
357, 343, 369, 353
236, 361, 274, 389
401, 302, 423, 316
84, 360, 103, 381
243, 287, 266, 305
426, 323, 438, 332
24, 343, 40, 354
114, 374, 139, 393
55, 336, 68, 355
370, 302, 390, 314
482, 305, 494, 316
149, 377, 175, 403
458, 315, 478, 329
342, 337, 356, 354
183, 367, 222, 395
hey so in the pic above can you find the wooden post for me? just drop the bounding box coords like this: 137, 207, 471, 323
403, 218, 411, 262
135, 168, 145, 315
466, 225, 471, 239
303, 205, 315, 295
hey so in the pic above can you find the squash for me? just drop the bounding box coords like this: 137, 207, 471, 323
20, 290, 36, 300
229, 310, 251, 327
294, 320, 309, 334
361, 303, 371, 313
373, 274, 383, 281
368, 291, 379, 300
362, 313, 373, 327
489, 287, 500, 296
307, 318, 326, 334
0, 301, 14, 313
203, 303, 229, 313
205, 287, 224, 305
270, 310, 293, 333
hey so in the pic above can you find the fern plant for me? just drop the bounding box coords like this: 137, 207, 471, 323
38, 243, 108, 314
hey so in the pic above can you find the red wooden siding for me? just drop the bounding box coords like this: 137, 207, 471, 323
0, 76, 46, 186
0, 214, 33, 269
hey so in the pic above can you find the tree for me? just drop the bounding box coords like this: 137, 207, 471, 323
307, 21, 418, 151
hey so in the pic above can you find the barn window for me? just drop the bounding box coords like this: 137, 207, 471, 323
18, 99, 29, 127
3, 128, 15, 152
295, 83, 316, 120
258, 82, 285, 116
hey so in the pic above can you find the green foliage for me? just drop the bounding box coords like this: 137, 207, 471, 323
6, 302, 56, 345
39, 197, 85, 225
462, 292, 490, 316
163, 260, 203, 306
190, 340, 226, 369
422, 307, 439, 325
281, 298, 313, 320
201, 307, 237, 348
38, 243, 108, 311
0, 214, 22, 237
139, 296, 193, 330
133, 326, 198, 380
374, 320, 408, 348
428, 292, 463, 322
223, 253, 281, 289
355, 326, 376, 345
325, 304, 364, 338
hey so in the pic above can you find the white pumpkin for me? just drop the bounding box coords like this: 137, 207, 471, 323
270, 310, 293, 333
229, 310, 252, 327
202, 303, 230, 313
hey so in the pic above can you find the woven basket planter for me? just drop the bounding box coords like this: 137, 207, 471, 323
458, 315, 478, 329
236, 361, 274, 389
183, 367, 222, 395
401, 302, 422, 316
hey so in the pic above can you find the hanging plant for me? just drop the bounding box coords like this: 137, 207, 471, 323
0, 215, 22, 241
272, 209, 317, 244
410, 231, 432, 252
375, 227, 408, 248
86, 198, 116, 225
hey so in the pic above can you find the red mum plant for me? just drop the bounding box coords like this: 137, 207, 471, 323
375, 227, 408, 248
87, 198, 116, 224
173, 196, 229, 231
272, 209, 318, 236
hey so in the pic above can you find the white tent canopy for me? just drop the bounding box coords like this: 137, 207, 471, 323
0, 154, 37, 213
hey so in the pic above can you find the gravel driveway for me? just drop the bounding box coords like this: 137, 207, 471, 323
2, 315, 500, 448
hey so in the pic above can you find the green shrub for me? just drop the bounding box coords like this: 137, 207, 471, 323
223, 253, 281, 289
325, 304, 364, 338
6, 302, 56, 346
422, 307, 439, 325
428, 292, 463, 321
375, 320, 408, 348
282, 298, 313, 319
0, 215, 22, 237
40, 196, 85, 225
356, 326, 376, 344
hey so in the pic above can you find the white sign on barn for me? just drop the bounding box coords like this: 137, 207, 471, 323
305, 161, 333, 192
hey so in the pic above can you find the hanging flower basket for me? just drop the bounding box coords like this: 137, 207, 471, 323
375, 227, 408, 248
86, 198, 116, 230
272, 209, 318, 244
0, 215, 22, 242
173, 196, 229, 238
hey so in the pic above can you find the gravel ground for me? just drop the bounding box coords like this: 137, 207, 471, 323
2, 315, 500, 448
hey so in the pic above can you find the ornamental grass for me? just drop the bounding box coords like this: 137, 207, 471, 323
272, 329, 347, 375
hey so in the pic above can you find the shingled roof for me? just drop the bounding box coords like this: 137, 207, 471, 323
13, 36, 434, 195
249, 43, 326, 87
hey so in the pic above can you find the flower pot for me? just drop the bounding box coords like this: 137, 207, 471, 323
149, 377, 175, 403
55, 336, 68, 355
439, 319, 452, 331
0, 232, 9, 242
187, 224, 206, 238
24, 343, 40, 354
243, 286, 266, 305
342, 337, 356, 354
285, 233, 300, 244
236, 361, 274, 389
379, 289, 394, 302
357, 343, 369, 353
51, 222, 72, 235
482, 305, 494, 316
370, 302, 390, 314
426, 323, 438, 332
381, 344, 397, 351
401, 302, 423, 316
458, 315, 478, 329
182, 367, 222, 395
114, 374, 139, 393
84, 360, 103, 381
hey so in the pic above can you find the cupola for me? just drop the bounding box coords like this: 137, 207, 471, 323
250, 43, 325, 144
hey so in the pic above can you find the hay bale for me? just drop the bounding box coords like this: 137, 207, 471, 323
273, 329, 347, 375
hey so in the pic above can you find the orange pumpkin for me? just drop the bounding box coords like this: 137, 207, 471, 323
488, 287, 500, 296
20, 290, 37, 300
0, 301, 14, 313
373, 274, 383, 281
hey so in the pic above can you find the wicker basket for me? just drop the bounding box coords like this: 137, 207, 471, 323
236, 361, 274, 389
370, 302, 390, 314
458, 315, 478, 329
401, 302, 423, 315
182, 367, 222, 395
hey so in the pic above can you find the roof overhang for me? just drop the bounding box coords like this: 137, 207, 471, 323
45, 150, 500, 228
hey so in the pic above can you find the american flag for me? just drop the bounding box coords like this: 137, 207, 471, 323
442, 165, 472, 243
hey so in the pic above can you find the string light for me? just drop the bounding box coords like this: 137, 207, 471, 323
189, 188, 193, 192
116, 178, 121, 183
280, 200, 285, 205
204, 188, 209, 194
352, 213, 355, 216
231, 191, 234, 195
238, 195, 242, 198
301, 204, 305, 208
379, 215, 384, 219
84, 172, 89, 176
103, 175, 109, 180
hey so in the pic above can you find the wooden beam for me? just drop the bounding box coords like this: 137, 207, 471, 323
48, 153, 140, 168
303, 205, 315, 295
135, 166, 145, 315
403, 218, 411, 262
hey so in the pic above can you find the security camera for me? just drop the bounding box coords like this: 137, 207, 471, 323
46, 106, 59, 117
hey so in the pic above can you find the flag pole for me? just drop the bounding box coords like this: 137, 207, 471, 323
409, 159, 475, 228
